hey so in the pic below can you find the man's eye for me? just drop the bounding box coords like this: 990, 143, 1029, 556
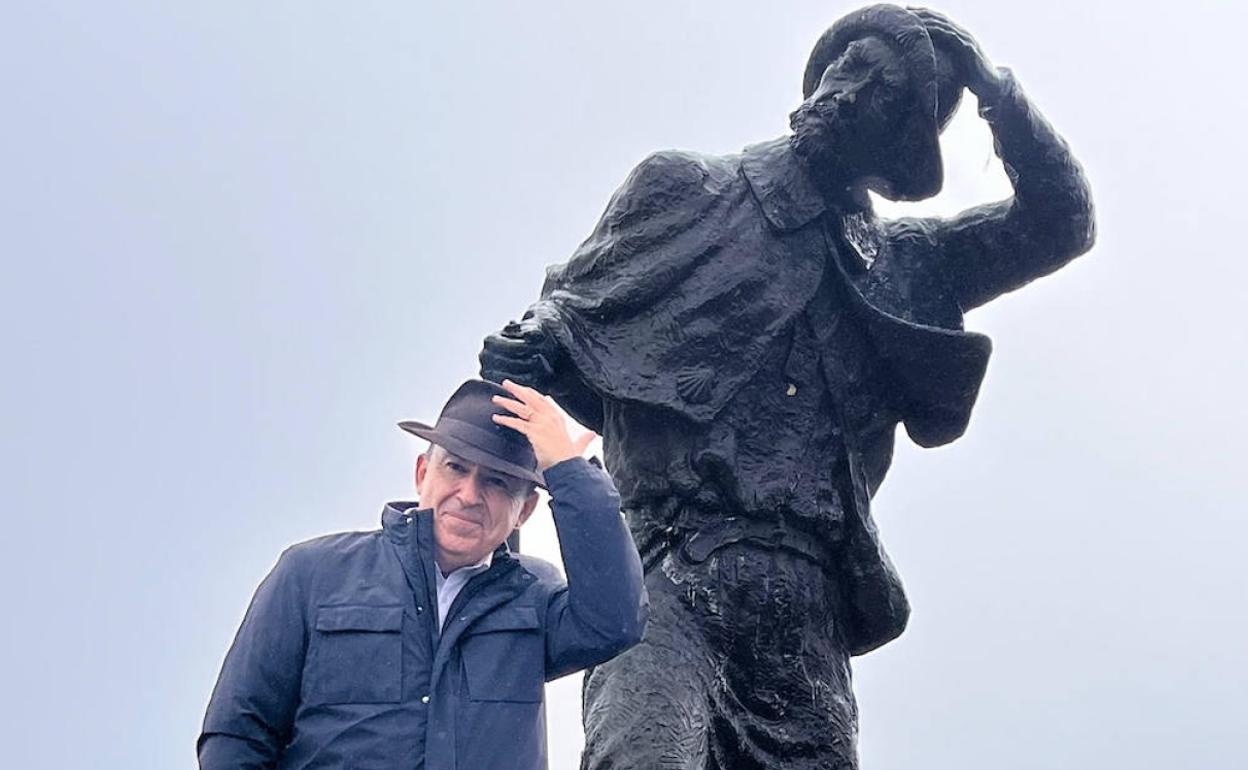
485, 477, 509, 489
447, 462, 468, 473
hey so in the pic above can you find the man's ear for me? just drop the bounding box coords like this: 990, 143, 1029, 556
515, 491, 540, 528
414, 451, 429, 494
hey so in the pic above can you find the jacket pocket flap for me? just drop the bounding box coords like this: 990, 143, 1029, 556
315, 605, 403, 633
469, 606, 540, 634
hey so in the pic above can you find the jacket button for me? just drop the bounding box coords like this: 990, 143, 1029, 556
421, 695, 430, 704
416, 606, 424, 613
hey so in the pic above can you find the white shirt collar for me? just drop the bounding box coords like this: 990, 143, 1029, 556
435, 552, 494, 583
434, 552, 494, 631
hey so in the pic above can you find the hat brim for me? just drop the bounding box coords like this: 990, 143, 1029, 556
873, 112, 943, 201
399, 420, 546, 489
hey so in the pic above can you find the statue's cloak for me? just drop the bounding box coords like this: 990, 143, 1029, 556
528, 137, 991, 449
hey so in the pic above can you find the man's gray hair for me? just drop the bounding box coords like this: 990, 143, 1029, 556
424, 444, 538, 498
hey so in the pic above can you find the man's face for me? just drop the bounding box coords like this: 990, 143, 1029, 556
417, 445, 538, 572
790, 36, 909, 169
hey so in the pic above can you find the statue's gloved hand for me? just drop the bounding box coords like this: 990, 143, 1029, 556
909, 7, 1005, 102
479, 315, 562, 390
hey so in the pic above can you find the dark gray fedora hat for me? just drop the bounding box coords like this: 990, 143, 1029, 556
399, 379, 544, 487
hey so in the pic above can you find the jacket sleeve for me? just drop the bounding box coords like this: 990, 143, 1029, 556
198, 546, 310, 770
540, 457, 648, 679
918, 68, 1096, 310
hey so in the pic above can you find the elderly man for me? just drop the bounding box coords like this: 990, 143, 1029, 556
198, 379, 647, 770
480, 5, 1093, 769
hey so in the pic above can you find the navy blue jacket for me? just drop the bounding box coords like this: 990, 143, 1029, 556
199, 458, 647, 770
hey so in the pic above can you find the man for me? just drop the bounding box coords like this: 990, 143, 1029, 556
198, 379, 647, 770
480, 5, 1093, 769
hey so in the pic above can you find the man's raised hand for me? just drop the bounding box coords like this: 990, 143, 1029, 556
491, 379, 595, 472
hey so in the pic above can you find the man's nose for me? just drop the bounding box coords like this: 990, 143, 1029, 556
457, 475, 484, 506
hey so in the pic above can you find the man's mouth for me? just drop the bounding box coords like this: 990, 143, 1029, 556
443, 509, 484, 528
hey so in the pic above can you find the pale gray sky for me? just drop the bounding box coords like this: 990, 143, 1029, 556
2, 2, 1245, 768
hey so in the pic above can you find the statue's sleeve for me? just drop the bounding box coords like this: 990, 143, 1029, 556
523, 151, 715, 432
919, 68, 1096, 310
540, 344, 606, 435
524, 150, 773, 426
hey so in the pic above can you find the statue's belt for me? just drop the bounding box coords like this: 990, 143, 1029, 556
670, 515, 833, 566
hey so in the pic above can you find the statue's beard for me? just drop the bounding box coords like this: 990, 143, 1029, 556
789, 102, 849, 181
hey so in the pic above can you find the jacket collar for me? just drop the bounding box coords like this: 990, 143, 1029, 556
381, 500, 422, 543
381, 502, 437, 627
742, 136, 829, 232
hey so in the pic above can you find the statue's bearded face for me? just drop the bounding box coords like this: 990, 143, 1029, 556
790, 36, 910, 173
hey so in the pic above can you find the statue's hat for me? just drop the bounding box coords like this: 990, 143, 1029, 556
801, 4, 961, 201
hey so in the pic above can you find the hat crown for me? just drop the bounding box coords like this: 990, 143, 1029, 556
438, 381, 534, 452
399, 379, 543, 486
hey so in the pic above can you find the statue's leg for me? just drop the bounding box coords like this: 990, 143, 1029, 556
582, 538, 858, 770
702, 543, 859, 770
581, 564, 714, 770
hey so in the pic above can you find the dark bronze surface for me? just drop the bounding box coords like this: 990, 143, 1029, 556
481, 5, 1094, 767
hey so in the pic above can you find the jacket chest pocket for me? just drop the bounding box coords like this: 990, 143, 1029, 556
461, 606, 544, 703
304, 605, 404, 705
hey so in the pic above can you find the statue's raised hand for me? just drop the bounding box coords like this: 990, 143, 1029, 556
479, 316, 562, 391
909, 7, 1005, 102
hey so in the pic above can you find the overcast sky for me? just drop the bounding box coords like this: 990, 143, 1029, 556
2, 2, 1245, 768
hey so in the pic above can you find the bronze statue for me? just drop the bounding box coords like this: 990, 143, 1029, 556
480, 5, 1094, 768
